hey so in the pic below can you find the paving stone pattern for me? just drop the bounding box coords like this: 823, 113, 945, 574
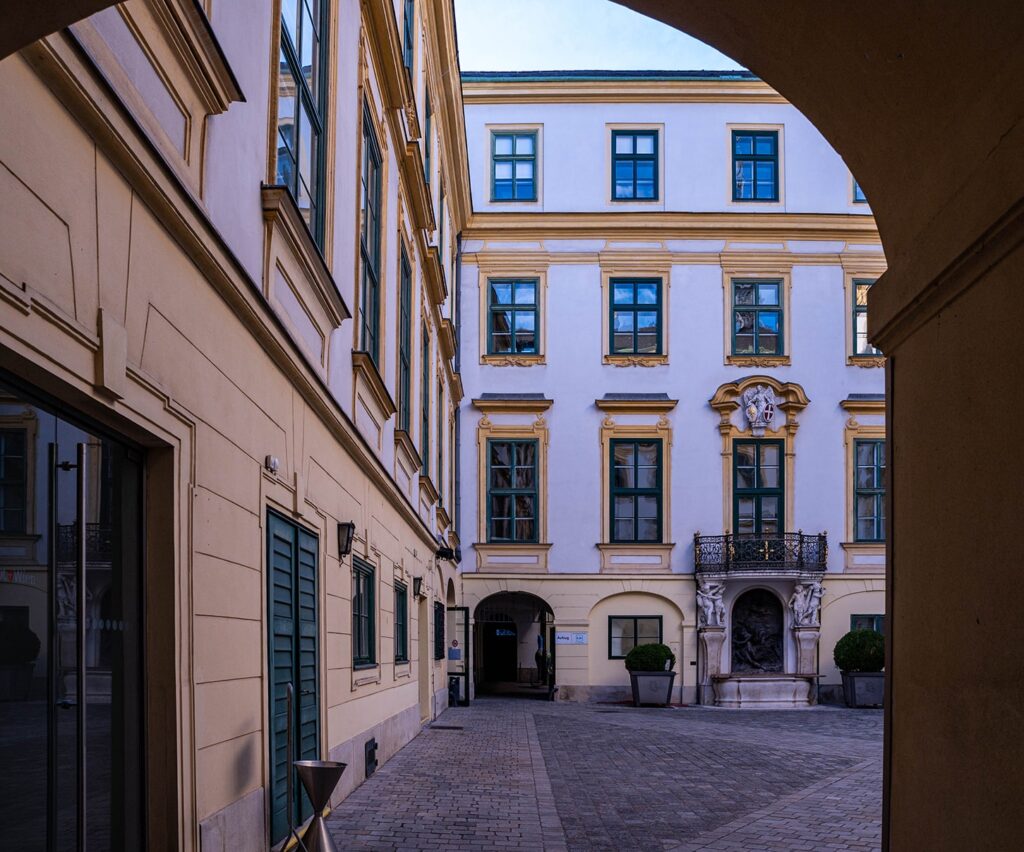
326, 699, 881, 851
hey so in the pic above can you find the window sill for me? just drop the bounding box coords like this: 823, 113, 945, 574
848, 355, 886, 368
840, 541, 886, 572
597, 542, 674, 573
604, 353, 668, 368
481, 353, 545, 367
726, 354, 790, 368
473, 542, 552, 573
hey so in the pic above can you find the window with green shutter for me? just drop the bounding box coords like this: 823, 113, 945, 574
491, 131, 536, 201
610, 439, 662, 543
854, 439, 886, 541
612, 130, 658, 200
352, 557, 376, 667
359, 104, 383, 364
398, 250, 412, 431
732, 280, 783, 356
487, 439, 538, 543
733, 440, 784, 535
732, 130, 779, 201
433, 600, 445, 660
395, 582, 409, 663
610, 279, 661, 355
487, 279, 538, 355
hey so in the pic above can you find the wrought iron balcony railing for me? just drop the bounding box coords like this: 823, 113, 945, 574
694, 531, 827, 575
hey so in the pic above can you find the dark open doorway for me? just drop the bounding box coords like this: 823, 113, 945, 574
474, 592, 555, 699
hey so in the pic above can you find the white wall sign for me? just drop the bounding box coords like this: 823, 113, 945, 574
555, 631, 588, 645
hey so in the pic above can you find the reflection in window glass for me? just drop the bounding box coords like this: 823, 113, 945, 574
611, 130, 658, 200
732, 280, 783, 355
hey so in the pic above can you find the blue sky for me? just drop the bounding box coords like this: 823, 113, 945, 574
453, 0, 744, 73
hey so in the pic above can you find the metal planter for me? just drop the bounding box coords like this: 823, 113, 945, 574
629, 670, 676, 707
841, 671, 885, 707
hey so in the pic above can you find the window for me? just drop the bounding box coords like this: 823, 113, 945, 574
433, 600, 445, 660
851, 614, 885, 634
352, 558, 376, 667
423, 91, 431, 185
610, 279, 661, 355
732, 130, 779, 201
275, 0, 328, 244
610, 439, 662, 543
397, 250, 413, 431
734, 440, 784, 535
0, 429, 26, 534
487, 440, 538, 543
611, 130, 658, 200
438, 180, 445, 264
487, 279, 538, 355
394, 581, 409, 663
359, 105, 383, 364
491, 132, 536, 201
853, 278, 882, 356
854, 439, 886, 541
732, 280, 783, 356
436, 379, 444, 502
608, 616, 662, 659
401, 0, 414, 71
853, 178, 867, 203
421, 327, 430, 476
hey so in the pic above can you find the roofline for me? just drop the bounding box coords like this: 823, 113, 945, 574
461, 69, 758, 83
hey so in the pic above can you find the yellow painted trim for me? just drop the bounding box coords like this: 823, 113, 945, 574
461, 78, 787, 106
599, 415, 673, 545
473, 543, 553, 573
600, 263, 671, 366
594, 398, 678, 414
477, 267, 548, 366
725, 123, 785, 208
596, 543, 675, 574
483, 122, 544, 207
843, 411, 886, 552
476, 413, 550, 547
721, 268, 792, 365
843, 270, 888, 366
709, 376, 810, 533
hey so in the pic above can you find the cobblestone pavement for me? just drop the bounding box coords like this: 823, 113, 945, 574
326, 698, 882, 852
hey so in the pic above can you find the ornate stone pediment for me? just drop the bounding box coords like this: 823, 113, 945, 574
709, 375, 809, 437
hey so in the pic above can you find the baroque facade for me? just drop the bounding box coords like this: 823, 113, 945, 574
0, 1, 467, 849
456, 70, 887, 707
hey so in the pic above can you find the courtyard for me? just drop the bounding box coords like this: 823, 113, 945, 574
326, 699, 882, 851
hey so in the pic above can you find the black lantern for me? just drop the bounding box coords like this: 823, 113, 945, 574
412, 576, 423, 598
337, 521, 355, 558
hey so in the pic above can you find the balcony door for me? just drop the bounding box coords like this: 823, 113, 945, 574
733, 440, 784, 535
0, 378, 144, 851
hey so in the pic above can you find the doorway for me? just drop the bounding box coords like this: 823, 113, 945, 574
473, 592, 554, 698
0, 377, 145, 851
418, 595, 431, 721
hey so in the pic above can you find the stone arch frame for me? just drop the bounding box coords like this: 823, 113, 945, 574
728, 585, 787, 675
709, 375, 809, 534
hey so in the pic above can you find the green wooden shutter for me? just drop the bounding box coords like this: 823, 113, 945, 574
268, 512, 319, 844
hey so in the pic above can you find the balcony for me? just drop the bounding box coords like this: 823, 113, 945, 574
694, 532, 827, 577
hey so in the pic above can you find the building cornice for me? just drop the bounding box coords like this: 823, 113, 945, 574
463, 212, 881, 243
595, 397, 678, 414
462, 78, 785, 106
473, 397, 553, 414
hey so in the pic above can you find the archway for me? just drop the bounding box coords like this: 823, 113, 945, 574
473, 591, 554, 698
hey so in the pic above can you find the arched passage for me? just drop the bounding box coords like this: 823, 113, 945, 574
473, 591, 554, 698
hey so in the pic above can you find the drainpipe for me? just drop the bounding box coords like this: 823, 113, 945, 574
694, 573, 702, 706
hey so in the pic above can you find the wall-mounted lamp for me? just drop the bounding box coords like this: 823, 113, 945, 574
412, 577, 423, 598
337, 521, 356, 558
264, 455, 280, 474
436, 544, 456, 561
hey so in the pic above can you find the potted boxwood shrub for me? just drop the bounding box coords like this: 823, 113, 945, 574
625, 643, 676, 707
834, 629, 885, 707
0, 620, 41, 701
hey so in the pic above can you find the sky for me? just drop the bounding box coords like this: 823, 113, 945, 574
453, 0, 745, 73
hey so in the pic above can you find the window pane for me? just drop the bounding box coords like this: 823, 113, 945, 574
613, 442, 635, 467
757, 283, 779, 305
493, 182, 513, 200
613, 495, 634, 519
492, 310, 512, 335
736, 467, 755, 489
494, 161, 513, 180
515, 161, 534, 180
514, 311, 535, 332
636, 160, 654, 180
491, 493, 512, 518
755, 135, 775, 155
613, 464, 635, 488
634, 283, 657, 304
735, 444, 756, 467
515, 331, 536, 352
734, 283, 755, 305
491, 332, 512, 352
636, 518, 658, 541
515, 180, 534, 200
636, 333, 658, 354
494, 135, 513, 155
490, 282, 513, 305
613, 284, 634, 304
515, 518, 536, 541
637, 180, 655, 199
491, 518, 511, 540
615, 135, 634, 154
737, 497, 755, 522
514, 281, 536, 304
515, 494, 535, 520
635, 135, 655, 155
636, 464, 657, 489
755, 161, 774, 182
614, 519, 634, 542
637, 495, 658, 519
734, 134, 753, 155
637, 311, 658, 335
637, 618, 660, 641
613, 311, 635, 333
515, 134, 534, 155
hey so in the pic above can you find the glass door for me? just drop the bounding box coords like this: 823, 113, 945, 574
0, 379, 143, 851
733, 440, 784, 535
